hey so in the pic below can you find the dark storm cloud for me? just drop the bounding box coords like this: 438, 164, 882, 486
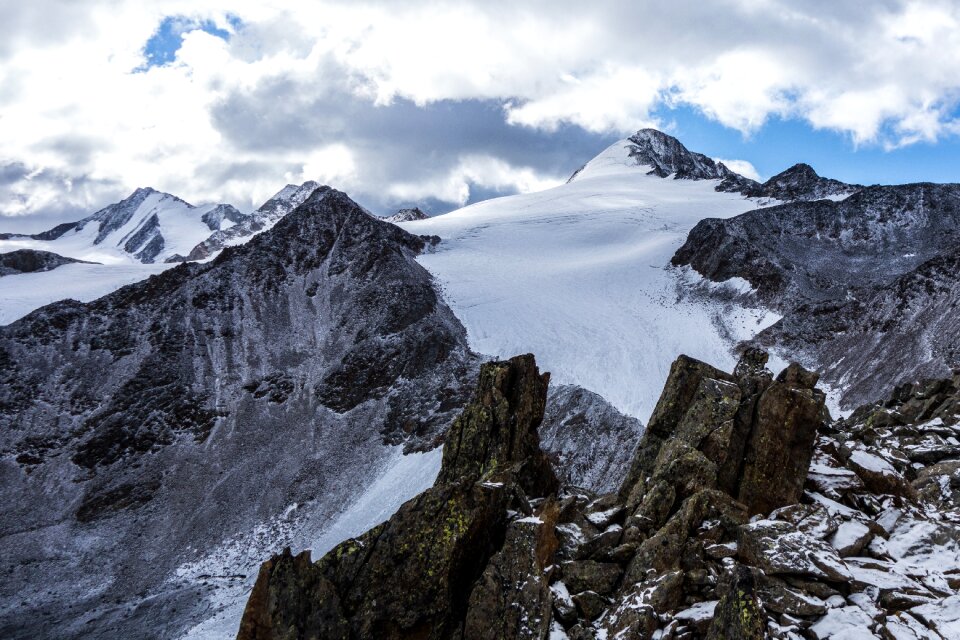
209, 69, 616, 213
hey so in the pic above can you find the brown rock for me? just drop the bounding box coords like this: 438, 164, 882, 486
619, 355, 735, 510
737, 370, 825, 515
562, 560, 623, 596
437, 354, 559, 497
463, 509, 558, 640
706, 565, 766, 640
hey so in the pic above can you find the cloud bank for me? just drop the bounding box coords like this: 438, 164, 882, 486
2, 0, 960, 228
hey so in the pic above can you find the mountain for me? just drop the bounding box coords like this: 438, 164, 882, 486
672, 181, 960, 407
0, 249, 93, 276
0, 182, 323, 266
381, 207, 429, 224
0, 186, 643, 639
180, 182, 321, 261
0, 187, 248, 264
0, 187, 477, 638
400, 130, 779, 422
568, 129, 859, 202
238, 350, 960, 639
5, 127, 960, 637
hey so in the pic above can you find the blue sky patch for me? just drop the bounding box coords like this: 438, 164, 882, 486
654, 104, 960, 186
137, 14, 241, 71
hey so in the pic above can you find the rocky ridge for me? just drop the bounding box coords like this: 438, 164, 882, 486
381, 207, 429, 224
0, 249, 93, 276
179, 181, 321, 261
236, 349, 960, 639
672, 180, 960, 408
599, 129, 860, 203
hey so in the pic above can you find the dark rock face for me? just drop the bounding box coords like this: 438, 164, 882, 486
624, 129, 732, 180
620, 349, 825, 517
672, 181, 960, 408
0, 249, 92, 276
236, 355, 553, 640
0, 187, 480, 639
437, 354, 559, 496
233, 350, 960, 639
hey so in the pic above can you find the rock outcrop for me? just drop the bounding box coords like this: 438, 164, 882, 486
236, 349, 960, 639
0, 248, 93, 276
237, 355, 556, 640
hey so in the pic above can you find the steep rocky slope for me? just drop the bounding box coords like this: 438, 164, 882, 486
239, 350, 960, 639
0, 187, 479, 639
0, 186, 642, 639
0, 249, 92, 276
672, 181, 960, 408
180, 182, 321, 261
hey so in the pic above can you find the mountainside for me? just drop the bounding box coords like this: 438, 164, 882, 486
672, 181, 960, 407
238, 351, 960, 639
0, 187, 479, 639
403, 130, 780, 423
0, 186, 644, 639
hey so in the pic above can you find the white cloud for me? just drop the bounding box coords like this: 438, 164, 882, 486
714, 159, 762, 182
2, 0, 960, 224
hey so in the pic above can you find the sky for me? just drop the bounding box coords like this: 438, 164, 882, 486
3, 0, 960, 231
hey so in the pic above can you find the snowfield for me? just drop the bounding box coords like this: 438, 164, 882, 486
403, 138, 780, 420
0, 262, 174, 325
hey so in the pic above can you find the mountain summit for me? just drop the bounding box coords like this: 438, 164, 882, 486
570, 128, 858, 203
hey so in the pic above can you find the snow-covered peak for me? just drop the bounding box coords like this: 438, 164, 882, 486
0, 188, 245, 264
570, 128, 732, 183
256, 181, 322, 221
382, 207, 429, 224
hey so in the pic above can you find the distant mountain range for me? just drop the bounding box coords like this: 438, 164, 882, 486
0, 183, 430, 265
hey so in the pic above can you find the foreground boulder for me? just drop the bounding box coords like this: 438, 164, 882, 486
236, 350, 960, 639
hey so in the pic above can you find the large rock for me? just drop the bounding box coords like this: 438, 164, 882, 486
621, 352, 826, 522
238, 480, 509, 640
463, 501, 559, 640
706, 565, 766, 640
437, 354, 559, 497
237, 355, 557, 640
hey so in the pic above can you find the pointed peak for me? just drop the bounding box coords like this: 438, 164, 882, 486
770, 163, 819, 181
382, 207, 429, 223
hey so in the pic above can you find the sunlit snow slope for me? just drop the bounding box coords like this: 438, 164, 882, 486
402, 139, 780, 421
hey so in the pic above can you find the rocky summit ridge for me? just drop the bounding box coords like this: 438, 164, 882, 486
235, 349, 960, 639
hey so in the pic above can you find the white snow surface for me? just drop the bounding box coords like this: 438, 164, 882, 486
0, 262, 173, 325
402, 138, 778, 420
308, 446, 442, 556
